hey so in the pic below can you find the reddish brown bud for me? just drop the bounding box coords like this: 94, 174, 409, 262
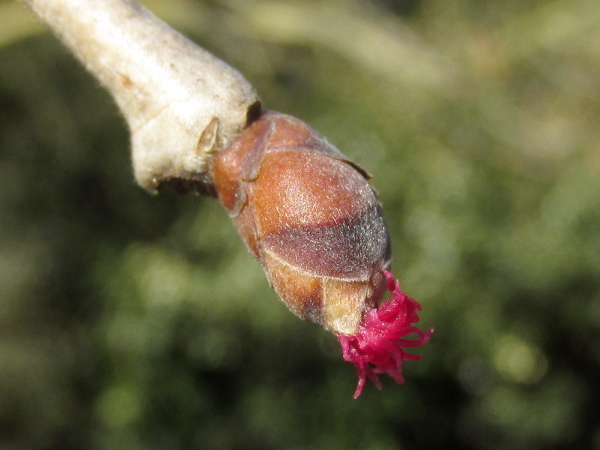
213, 110, 432, 396
213, 111, 390, 334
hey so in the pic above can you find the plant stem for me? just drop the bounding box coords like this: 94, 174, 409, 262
23, 0, 260, 193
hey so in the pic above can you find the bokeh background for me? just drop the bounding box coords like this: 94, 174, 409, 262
1, 0, 600, 448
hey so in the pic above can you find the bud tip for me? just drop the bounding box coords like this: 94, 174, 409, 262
337, 271, 433, 398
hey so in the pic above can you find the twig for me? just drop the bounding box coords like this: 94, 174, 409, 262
23, 0, 261, 194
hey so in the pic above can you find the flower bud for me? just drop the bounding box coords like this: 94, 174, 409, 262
213, 110, 432, 397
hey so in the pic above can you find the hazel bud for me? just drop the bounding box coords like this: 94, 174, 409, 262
212, 110, 432, 397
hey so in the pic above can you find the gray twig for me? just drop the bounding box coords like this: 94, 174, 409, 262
23, 0, 260, 193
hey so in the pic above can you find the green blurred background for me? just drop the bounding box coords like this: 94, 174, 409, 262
1, 0, 599, 448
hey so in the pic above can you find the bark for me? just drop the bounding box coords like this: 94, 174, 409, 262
23, 0, 261, 194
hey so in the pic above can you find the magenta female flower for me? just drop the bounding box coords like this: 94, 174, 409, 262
212, 110, 432, 397
338, 271, 433, 398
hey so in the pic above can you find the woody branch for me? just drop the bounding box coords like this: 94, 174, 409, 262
22, 0, 260, 194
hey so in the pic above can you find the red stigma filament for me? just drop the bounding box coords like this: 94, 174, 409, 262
337, 271, 433, 398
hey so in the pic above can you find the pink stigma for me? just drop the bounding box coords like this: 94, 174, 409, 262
337, 271, 433, 398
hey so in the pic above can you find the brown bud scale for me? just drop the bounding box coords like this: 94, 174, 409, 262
213, 111, 390, 335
